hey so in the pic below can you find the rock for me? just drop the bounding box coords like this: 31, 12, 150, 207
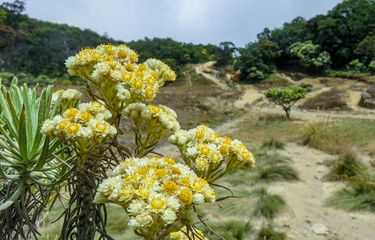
310, 223, 329, 235
360, 84, 375, 109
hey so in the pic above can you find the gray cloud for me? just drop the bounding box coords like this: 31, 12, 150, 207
19, 0, 342, 46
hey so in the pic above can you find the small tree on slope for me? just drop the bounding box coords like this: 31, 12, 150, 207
266, 85, 307, 120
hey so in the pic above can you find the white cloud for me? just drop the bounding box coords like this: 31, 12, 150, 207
17, 0, 343, 46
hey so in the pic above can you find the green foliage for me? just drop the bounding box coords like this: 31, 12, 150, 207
355, 34, 375, 62
261, 138, 285, 150
128, 38, 220, 72
235, 40, 280, 81
327, 70, 371, 80
265, 85, 307, 119
0, 71, 59, 86
369, 60, 375, 72
0, 82, 71, 238
256, 225, 286, 240
255, 0, 375, 70
214, 41, 237, 67
289, 41, 331, 70
347, 59, 367, 72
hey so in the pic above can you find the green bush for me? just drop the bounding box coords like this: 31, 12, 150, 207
347, 59, 367, 72
235, 40, 280, 82
289, 41, 331, 70
369, 60, 375, 72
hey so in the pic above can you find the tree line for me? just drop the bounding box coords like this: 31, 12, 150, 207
235, 0, 375, 82
0, 0, 374, 84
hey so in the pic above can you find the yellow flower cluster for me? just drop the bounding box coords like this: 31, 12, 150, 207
123, 103, 180, 133
65, 44, 176, 110
169, 227, 208, 240
52, 89, 82, 110
42, 101, 117, 154
169, 125, 255, 181
95, 157, 215, 233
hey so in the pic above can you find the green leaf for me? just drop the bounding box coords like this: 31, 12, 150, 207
0, 182, 24, 211
18, 105, 29, 161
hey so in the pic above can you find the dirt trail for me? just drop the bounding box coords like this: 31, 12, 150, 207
195, 61, 231, 90
270, 143, 375, 240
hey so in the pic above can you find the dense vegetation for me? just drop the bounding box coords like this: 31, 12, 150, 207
0, 0, 374, 84
236, 0, 375, 82
0, 1, 230, 82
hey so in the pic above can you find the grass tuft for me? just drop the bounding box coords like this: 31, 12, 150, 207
206, 220, 252, 240
324, 153, 365, 181
262, 138, 285, 150
327, 171, 375, 212
256, 224, 286, 240
253, 164, 299, 183
301, 121, 351, 154
250, 187, 287, 219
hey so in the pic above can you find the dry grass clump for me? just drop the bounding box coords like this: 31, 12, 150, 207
301, 121, 352, 154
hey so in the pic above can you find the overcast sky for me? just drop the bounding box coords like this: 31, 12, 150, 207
18, 0, 343, 46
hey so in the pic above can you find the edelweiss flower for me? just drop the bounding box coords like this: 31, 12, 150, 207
170, 125, 255, 181
95, 157, 216, 234
65, 44, 176, 111
41, 102, 116, 155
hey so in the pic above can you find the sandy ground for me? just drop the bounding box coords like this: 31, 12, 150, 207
189, 63, 375, 239
271, 143, 375, 240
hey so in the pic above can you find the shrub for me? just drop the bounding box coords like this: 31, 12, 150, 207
235, 40, 280, 82
265, 85, 307, 119
369, 60, 375, 72
289, 41, 331, 70
347, 59, 367, 72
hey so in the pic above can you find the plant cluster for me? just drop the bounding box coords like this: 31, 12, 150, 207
0, 44, 255, 240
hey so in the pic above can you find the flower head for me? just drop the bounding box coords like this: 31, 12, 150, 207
170, 125, 255, 181
95, 157, 215, 232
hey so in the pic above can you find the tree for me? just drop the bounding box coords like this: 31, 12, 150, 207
289, 41, 331, 70
265, 85, 307, 120
214, 41, 237, 67
235, 40, 280, 82
1, 0, 25, 28
369, 60, 375, 72
355, 34, 375, 63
